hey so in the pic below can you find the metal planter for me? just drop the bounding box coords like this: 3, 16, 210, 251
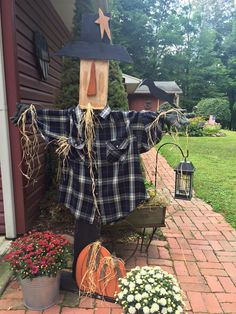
19, 272, 60, 310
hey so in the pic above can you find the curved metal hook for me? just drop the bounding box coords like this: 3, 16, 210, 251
154, 142, 189, 189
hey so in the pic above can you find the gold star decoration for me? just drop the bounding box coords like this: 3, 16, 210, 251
95, 8, 111, 41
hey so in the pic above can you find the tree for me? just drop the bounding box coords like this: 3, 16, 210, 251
196, 98, 231, 128
109, 0, 236, 117
108, 61, 128, 110
159, 1, 234, 112
56, 59, 80, 109
221, 11, 236, 129
73, 0, 109, 38
110, 0, 181, 79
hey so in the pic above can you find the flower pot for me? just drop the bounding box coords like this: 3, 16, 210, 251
19, 272, 60, 310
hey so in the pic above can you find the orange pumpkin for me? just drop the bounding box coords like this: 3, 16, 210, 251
76, 241, 126, 298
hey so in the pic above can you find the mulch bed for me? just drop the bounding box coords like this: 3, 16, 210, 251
33, 189, 165, 252
34, 204, 75, 236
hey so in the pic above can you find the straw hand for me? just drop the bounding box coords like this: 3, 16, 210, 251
10, 103, 30, 125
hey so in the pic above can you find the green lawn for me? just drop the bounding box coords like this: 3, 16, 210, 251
157, 130, 236, 229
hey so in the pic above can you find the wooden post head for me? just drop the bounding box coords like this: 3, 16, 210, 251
79, 59, 109, 110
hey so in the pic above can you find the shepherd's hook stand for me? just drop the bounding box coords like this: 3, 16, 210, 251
140, 143, 189, 253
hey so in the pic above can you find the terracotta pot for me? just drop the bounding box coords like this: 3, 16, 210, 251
19, 272, 60, 310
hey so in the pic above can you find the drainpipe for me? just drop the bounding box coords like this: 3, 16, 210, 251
0, 14, 16, 239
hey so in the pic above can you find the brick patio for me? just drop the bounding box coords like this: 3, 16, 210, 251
1, 148, 236, 313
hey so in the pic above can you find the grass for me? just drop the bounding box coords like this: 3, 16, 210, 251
156, 130, 236, 229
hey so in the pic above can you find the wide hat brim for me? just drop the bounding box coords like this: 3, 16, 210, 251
55, 41, 133, 64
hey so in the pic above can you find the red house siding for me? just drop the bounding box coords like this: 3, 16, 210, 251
15, 0, 70, 231
129, 95, 159, 112
128, 94, 171, 112
1, 0, 70, 234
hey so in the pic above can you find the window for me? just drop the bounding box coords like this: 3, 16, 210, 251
144, 100, 152, 110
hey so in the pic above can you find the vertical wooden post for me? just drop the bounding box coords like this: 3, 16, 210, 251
87, 61, 97, 96
79, 0, 110, 109
0, 0, 26, 234
95, 0, 109, 12
79, 60, 109, 109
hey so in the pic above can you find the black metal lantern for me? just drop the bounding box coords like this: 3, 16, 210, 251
156, 142, 195, 201
174, 160, 195, 200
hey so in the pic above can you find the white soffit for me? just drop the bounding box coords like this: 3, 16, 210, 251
122, 73, 141, 94
50, 0, 75, 32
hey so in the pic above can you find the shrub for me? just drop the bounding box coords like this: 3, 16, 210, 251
196, 98, 231, 128
108, 61, 128, 110
187, 124, 203, 137
202, 123, 221, 136
185, 116, 206, 137
185, 117, 222, 137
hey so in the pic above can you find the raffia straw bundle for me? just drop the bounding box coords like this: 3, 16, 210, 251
80, 103, 96, 162
99, 255, 123, 295
79, 103, 100, 215
147, 108, 185, 147
17, 104, 40, 182
79, 242, 124, 298
55, 136, 71, 158
54, 136, 71, 180
80, 241, 102, 294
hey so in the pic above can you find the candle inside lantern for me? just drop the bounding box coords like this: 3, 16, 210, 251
174, 161, 195, 200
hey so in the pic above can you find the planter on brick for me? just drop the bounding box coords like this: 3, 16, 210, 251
101, 190, 168, 254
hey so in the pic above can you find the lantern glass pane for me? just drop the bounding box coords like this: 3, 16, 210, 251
176, 173, 190, 197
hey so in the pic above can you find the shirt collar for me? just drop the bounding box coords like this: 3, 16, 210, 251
76, 105, 111, 122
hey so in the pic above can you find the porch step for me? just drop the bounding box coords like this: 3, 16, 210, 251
0, 236, 12, 296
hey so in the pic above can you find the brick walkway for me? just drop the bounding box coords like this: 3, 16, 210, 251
142, 149, 236, 314
1, 148, 236, 313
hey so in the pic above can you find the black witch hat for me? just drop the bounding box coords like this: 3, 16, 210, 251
55, 9, 133, 64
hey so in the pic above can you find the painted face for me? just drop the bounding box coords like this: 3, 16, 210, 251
79, 59, 109, 110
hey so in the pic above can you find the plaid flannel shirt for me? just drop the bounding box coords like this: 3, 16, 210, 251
34, 105, 162, 225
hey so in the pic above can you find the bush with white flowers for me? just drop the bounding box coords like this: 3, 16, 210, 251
116, 266, 185, 314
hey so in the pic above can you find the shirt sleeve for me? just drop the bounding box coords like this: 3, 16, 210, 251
127, 111, 163, 153
35, 108, 72, 142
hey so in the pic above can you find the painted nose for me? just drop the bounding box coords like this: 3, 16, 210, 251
87, 60, 97, 96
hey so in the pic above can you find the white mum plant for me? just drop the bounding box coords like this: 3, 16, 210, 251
116, 266, 185, 314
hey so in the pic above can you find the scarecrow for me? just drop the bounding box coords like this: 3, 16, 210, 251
12, 9, 187, 291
